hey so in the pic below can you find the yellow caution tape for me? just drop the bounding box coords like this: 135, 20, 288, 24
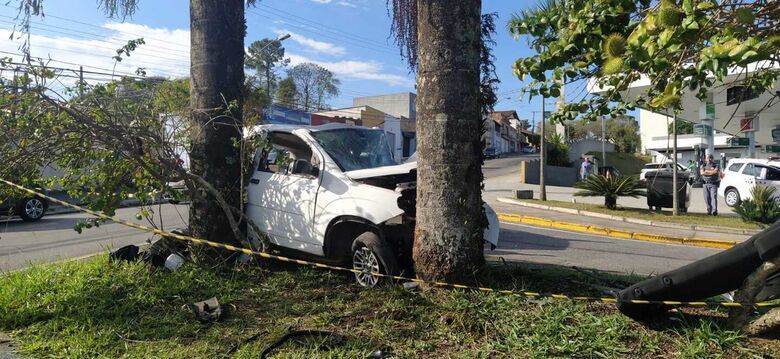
1, 178, 776, 309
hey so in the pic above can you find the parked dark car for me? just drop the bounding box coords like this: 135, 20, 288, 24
0, 196, 49, 222
484, 147, 500, 160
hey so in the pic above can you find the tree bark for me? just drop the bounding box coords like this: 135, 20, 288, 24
188, 0, 245, 246
413, 0, 484, 283
728, 254, 780, 330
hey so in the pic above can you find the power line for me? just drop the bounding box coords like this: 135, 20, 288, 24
0, 14, 190, 57
0, 21, 190, 64
0, 4, 190, 51
254, 3, 397, 51
0, 50, 140, 76
247, 11, 399, 56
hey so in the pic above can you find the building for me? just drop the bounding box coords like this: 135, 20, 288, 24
263, 104, 311, 125
484, 110, 522, 154
591, 63, 780, 161
312, 106, 404, 161
353, 92, 417, 157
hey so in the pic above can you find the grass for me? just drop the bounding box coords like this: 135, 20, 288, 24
524, 199, 760, 230
2, 256, 778, 358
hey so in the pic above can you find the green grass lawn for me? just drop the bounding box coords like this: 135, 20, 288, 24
524, 199, 760, 230
2, 256, 778, 358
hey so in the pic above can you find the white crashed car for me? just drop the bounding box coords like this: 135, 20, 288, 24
245, 124, 499, 286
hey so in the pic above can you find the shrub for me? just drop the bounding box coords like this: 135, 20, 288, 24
574, 175, 646, 210
547, 132, 571, 167
734, 185, 780, 225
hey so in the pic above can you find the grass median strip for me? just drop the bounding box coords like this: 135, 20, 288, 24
2, 256, 778, 357
497, 213, 738, 250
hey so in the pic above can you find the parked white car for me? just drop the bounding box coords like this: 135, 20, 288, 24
718, 158, 780, 207
639, 162, 687, 181
245, 124, 500, 286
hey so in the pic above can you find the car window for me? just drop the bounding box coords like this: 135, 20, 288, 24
257, 132, 316, 175
727, 163, 743, 172
765, 166, 780, 181
742, 163, 758, 177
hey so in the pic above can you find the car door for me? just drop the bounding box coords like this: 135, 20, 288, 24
740, 163, 758, 200
757, 165, 780, 200
246, 132, 323, 253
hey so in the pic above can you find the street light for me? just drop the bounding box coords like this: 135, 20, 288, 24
275, 33, 291, 42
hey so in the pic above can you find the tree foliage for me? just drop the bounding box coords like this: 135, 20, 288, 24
245, 38, 290, 96
286, 63, 340, 111
569, 116, 640, 153
509, 0, 780, 123
275, 77, 298, 109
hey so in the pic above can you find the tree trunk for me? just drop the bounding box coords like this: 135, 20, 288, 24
413, 0, 484, 283
605, 196, 617, 210
188, 0, 245, 246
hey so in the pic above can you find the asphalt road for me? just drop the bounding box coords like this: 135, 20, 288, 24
0, 204, 188, 272
0, 154, 719, 275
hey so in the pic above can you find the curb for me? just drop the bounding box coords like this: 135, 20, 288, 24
496, 197, 760, 236
497, 213, 738, 250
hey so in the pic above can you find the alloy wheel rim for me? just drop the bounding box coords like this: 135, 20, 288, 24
726, 192, 737, 205
25, 199, 44, 218
353, 247, 380, 287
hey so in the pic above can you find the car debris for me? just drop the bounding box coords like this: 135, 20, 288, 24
109, 245, 141, 263
191, 297, 222, 323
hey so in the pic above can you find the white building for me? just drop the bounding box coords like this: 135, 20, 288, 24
592, 62, 780, 161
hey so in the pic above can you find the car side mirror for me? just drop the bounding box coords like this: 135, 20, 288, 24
292, 159, 319, 178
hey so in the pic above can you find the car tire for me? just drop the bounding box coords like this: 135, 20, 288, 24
725, 188, 741, 207
18, 198, 45, 222
351, 232, 398, 287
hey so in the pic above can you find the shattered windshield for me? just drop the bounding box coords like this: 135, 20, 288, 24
311, 128, 396, 172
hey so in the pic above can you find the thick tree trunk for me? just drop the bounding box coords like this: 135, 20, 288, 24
413, 0, 484, 283
188, 0, 245, 246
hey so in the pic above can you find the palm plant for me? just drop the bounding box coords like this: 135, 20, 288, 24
574, 175, 646, 210
734, 185, 780, 225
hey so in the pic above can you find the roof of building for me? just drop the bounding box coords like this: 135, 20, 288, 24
489, 110, 520, 123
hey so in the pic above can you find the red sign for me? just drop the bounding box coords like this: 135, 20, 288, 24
740, 117, 756, 132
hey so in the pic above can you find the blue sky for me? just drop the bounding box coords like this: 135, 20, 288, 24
0, 0, 557, 122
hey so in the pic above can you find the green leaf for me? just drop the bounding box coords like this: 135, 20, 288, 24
659, 29, 675, 47
697, 2, 715, 10
741, 50, 759, 62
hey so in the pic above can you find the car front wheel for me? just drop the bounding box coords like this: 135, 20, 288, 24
18, 198, 45, 222
351, 232, 398, 287
725, 188, 741, 207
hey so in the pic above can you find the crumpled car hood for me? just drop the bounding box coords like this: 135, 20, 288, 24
344, 161, 418, 180
345, 159, 500, 247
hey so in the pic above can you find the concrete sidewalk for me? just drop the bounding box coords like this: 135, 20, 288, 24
489, 197, 752, 244
510, 182, 734, 216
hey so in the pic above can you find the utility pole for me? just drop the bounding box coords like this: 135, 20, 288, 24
601, 115, 607, 169
79, 66, 84, 96
672, 113, 679, 216
540, 99, 547, 201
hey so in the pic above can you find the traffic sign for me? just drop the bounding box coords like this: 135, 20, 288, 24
765, 145, 780, 153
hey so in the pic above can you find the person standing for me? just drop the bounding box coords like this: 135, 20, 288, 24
580, 156, 593, 180
700, 154, 720, 216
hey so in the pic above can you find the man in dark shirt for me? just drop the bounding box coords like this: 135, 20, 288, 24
700, 154, 720, 216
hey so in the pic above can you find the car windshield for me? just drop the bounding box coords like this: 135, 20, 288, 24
311, 128, 397, 172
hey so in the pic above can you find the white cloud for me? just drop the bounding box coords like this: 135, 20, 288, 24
286, 53, 413, 87
0, 21, 189, 87
311, 0, 333, 3
274, 29, 345, 56
337, 1, 357, 7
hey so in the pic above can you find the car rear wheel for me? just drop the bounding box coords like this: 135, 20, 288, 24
725, 188, 741, 207
351, 232, 398, 287
18, 198, 45, 222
